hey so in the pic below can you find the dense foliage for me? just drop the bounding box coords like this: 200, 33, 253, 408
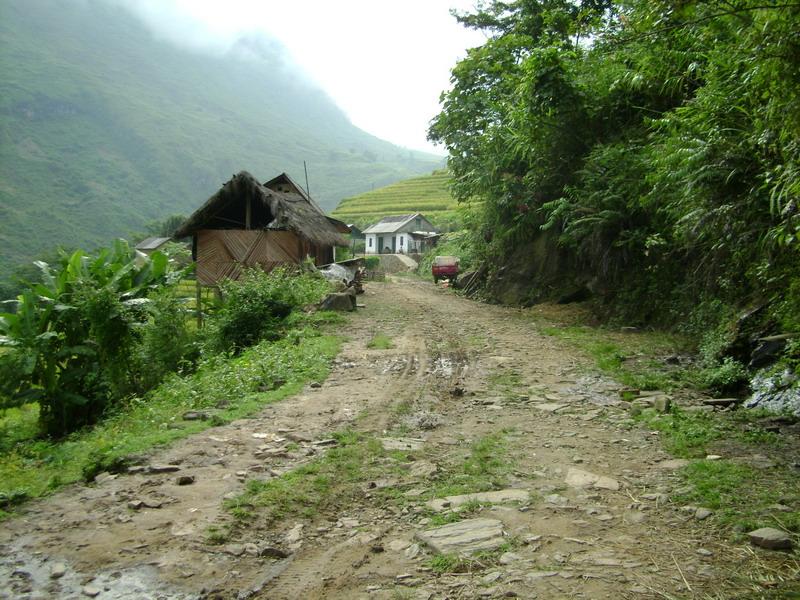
0, 241, 332, 438
0, 241, 186, 436
430, 0, 800, 341
206, 267, 331, 354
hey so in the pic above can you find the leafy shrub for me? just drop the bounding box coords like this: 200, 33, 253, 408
700, 357, 750, 397
364, 256, 381, 270
0, 241, 181, 437
335, 246, 354, 261
205, 268, 329, 354
775, 278, 800, 333
136, 289, 198, 390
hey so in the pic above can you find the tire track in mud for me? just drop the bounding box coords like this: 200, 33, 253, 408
258, 284, 476, 599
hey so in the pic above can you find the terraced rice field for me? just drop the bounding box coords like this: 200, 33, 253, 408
331, 170, 461, 228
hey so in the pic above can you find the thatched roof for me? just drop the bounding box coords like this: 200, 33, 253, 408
263, 172, 350, 235
174, 171, 348, 246
264, 172, 321, 211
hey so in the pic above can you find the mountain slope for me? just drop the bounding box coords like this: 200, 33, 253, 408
0, 0, 441, 277
332, 170, 461, 228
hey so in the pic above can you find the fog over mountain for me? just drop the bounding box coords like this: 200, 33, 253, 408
0, 0, 441, 278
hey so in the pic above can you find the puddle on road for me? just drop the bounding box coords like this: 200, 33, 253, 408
426, 354, 469, 379
0, 546, 193, 599
380, 355, 419, 375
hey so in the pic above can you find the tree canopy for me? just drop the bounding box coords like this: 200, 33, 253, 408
430, 0, 800, 327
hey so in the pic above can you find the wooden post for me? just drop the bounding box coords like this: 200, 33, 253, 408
195, 279, 202, 329
245, 196, 252, 230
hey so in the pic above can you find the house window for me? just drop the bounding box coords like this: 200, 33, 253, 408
400, 236, 404, 246
369, 237, 373, 247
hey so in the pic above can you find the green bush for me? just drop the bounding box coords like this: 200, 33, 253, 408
700, 357, 749, 397
364, 256, 381, 270
205, 268, 330, 354
0, 240, 180, 437
775, 278, 800, 333
136, 289, 198, 390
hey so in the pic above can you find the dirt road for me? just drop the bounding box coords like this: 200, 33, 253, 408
0, 278, 793, 599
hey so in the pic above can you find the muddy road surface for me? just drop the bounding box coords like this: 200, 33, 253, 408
1, 278, 794, 599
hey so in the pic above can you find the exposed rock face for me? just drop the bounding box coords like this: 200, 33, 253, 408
453, 271, 477, 289
745, 369, 800, 416
749, 335, 792, 369
480, 229, 592, 306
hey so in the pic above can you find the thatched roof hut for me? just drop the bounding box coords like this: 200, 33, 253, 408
262, 172, 351, 237
175, 171, 348, 285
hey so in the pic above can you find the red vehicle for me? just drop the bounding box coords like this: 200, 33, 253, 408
432, 255, 459, 283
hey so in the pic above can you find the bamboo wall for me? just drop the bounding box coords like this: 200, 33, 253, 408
195, 229, 332, 285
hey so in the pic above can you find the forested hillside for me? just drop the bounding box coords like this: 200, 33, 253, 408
0, 0, 441, 280
431, 0, 799, 353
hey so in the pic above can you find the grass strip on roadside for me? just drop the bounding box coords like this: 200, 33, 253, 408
539, 324, 694, 390
533, 308, 800, 541
0, 326, 342, 518
636, 406, 800, 536
674, 460, 800, 534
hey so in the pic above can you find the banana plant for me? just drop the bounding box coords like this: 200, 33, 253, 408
0, 240, 178, 437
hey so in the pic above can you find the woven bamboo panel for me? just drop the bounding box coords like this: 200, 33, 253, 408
196, 229, 304, 285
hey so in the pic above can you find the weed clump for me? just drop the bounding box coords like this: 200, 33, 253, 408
205, 267, 330, 354
367, 333, 394, 350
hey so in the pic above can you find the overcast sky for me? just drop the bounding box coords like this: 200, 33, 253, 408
118, 0, 487, 154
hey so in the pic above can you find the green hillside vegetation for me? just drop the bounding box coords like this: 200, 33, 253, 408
431, 1, 800, 357
332, 170, 465, 229
0, 0, 441, 281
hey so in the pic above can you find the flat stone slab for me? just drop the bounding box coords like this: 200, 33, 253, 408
748, 527, 793, 550
426, 489, 530, 512
416, 518, 505, 555
380, 437, 425, 451
408, 460, 438, 478
565, 468, 620, 491
532, 403, 568, 413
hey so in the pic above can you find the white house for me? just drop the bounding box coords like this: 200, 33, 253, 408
363, 213, 438, 254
